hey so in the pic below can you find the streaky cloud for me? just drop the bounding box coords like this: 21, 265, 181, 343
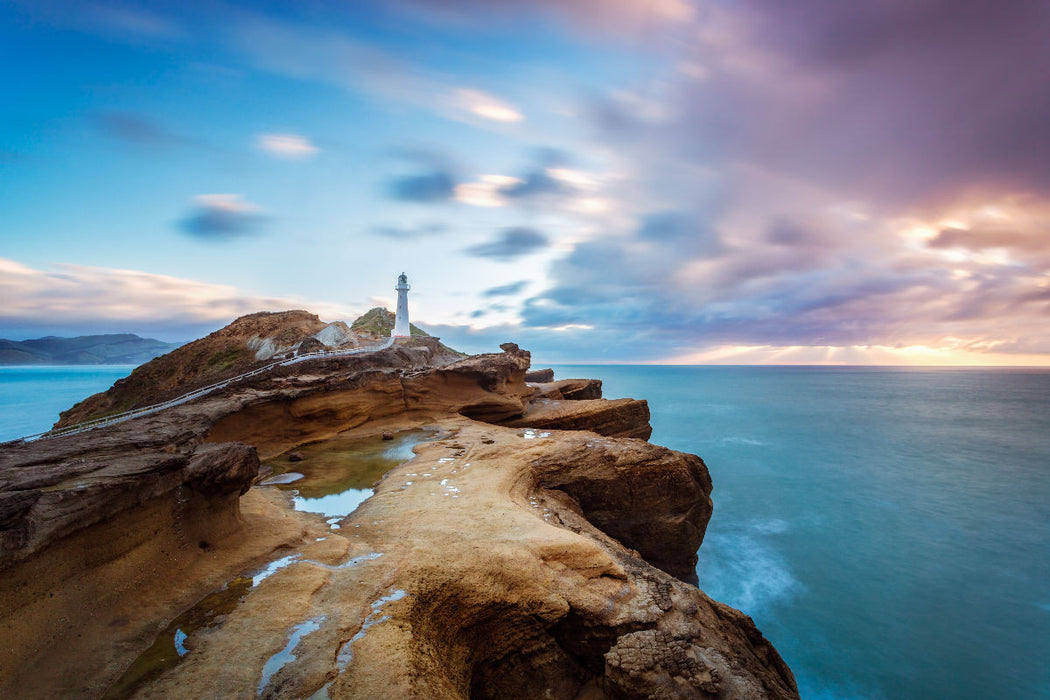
387, 170, 456, 203
464, 227, 550, 260
483, 280, 529, 297
178, 194, 267, 239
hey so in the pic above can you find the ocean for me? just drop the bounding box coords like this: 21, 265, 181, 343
552, 365, 1050, 700
3, 364, 1049, 698
0, 365, 135, 441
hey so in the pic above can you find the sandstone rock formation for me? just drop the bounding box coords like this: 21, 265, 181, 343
57, 310, 332, 426
509, 377, 650, 439
530, 378, 603, 401
56, 309, 459, 428
133, 423, 796, 700
0, 326, 798, 699
524, 367, 555, 383
504, 397, 654, 441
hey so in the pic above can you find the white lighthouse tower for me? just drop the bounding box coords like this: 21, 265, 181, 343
393, 272, 411, 338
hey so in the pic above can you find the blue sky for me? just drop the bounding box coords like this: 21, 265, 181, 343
2, 1, 1049, 364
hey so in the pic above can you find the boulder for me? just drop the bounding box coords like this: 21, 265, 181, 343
297, 337, 325, 355
530, 378, 603, 401
524, 368, 555, 383
503, 397, 653, 441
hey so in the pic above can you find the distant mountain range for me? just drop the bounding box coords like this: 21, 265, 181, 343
0, 334, 182, 365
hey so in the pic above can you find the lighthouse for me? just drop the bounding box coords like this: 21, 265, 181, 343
393, 272, 411, 338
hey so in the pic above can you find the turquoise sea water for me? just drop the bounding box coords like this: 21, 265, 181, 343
553, 365, 1050, 700
3, 365, 1049, 698
0, 365, 134, 441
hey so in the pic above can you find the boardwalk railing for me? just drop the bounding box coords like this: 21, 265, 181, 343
10, 337, 396, 444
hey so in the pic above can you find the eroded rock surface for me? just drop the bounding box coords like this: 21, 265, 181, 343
504, 397, 654, 441
530, 378, 604, 401
132, 423, 795, 700
1, 341, 527, 572
55, 308, 464, 428
0, 334, 797, 699
524, 367, 555, 383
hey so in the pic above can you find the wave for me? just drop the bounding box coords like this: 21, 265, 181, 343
719, 436, 768, 446
697, 529, 800, 615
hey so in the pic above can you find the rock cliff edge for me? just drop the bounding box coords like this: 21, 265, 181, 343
0, 327, 797, 699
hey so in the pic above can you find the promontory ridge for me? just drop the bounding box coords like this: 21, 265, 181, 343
0, 307, 798, 699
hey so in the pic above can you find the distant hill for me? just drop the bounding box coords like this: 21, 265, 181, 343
0, 334, 181, 366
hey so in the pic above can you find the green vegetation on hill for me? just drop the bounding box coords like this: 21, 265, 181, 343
351, 307, 466, 357
350, 307, 428, 337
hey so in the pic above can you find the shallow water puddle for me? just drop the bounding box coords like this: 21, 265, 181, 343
257, 615, 325, 695
334, 589, 408, 669
259, 471, 304, 486
266, 430, 436, 519
104, 552, 381, 698
102, 575, 254, 699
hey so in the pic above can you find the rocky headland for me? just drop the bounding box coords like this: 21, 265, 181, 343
0, 311, 797, 699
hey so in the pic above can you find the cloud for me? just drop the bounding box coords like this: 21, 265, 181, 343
178, 194, 267, 239
452, 88, 524, 123
385, 147, 460, 203
371, 222, 449, 239
8, 1, 185, 44
504, 190, 1050, 360
483, 280, 529, 297
464, 227, 550, 260
389, 0, 696, 37
453, 2, 1050, 361
453, 175, 517, 207
12, 1, 1050, 363
453, 148, 608, 211
0, 257, 360, 342
499, 169, 568, 199
498, 148, 574, 199
387, 169, 457, 203
929, 226, 1046, 253
224, 15, 525, 131
95, 111, 188, 147
590, 0, 1050, 211
256, 132, 319, 159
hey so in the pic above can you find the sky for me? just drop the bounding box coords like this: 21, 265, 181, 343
1, 0, 1048, 365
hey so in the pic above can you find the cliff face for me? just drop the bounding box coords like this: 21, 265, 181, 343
0, 336, 798, 699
